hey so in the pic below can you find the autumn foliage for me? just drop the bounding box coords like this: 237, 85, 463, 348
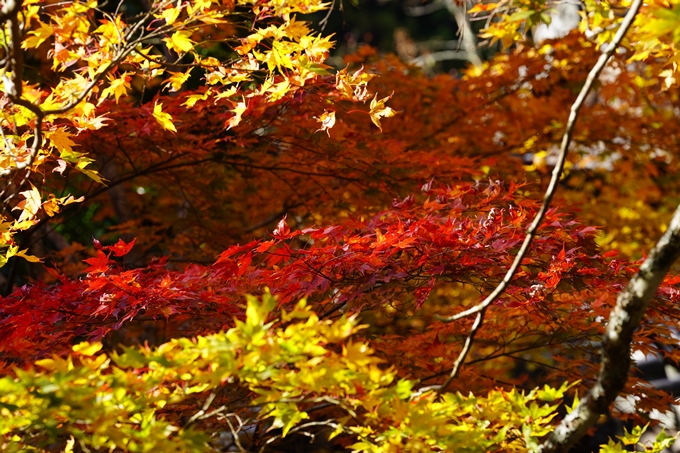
3, 0, 680, 451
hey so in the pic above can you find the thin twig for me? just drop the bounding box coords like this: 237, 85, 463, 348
225, 415, 247, 453
183, 392, 217, 427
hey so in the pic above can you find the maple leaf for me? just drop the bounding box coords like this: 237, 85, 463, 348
12, 184, 41, 222
152, 102, 177, 132
44, 266, 68, 283
468, 2, 499, 13
226, 98, 248, 129
99, 73, 131, 104
15, 249, 42, 263
316, 110, 336, 136
335, 69, 354, 99
255, 240, 276, 253
272, 216, 291, 239
165, 31, 195, 53
183, 90, 211, 107
335, 66, 375, 101
300, 34, 334, 61
71, 114, 110, 131
165, 69, 193, 92
22, 21, 53, 49
237, 252, 252, 276
60, 195, 84, 206
75, 160, 105, 184
105, 238, 136, 257
42, 197, 60, 217
83, 250, 112, 274
369, 93, 397, 132
159, 6, 182, 25
53, 159, 68, 174
46, 129, 77, 155
265, 79, 291, 101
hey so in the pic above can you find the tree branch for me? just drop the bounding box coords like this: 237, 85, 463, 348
442, 0, 483, 68
541, 199, 680, 452
436, 0, 643, 394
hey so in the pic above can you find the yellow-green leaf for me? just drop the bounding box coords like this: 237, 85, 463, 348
73, 342, 103, 356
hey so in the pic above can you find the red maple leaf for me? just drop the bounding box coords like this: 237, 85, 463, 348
105, 238, 136, 257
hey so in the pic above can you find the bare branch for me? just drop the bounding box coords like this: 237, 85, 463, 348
442, 0, 483, 68
225, 415, 247, 453
436, 0, 643, 394
183, 392, 217, 427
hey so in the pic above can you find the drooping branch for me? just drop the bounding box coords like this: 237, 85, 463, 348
436, 0, 643, 394
540, 201, 680, 453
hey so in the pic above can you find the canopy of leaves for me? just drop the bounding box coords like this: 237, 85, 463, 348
2, 0, 680, 451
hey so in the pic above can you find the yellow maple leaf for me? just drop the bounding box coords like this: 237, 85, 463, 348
213, 86, 237, 101
95, 15, 125, 47
64, 436, 75, 453
153, 102, 177, 132
76, 163, 105, 184
22, 21, 53, 49
369, 93, 397, 132
71, 114, 110, 130
189, 0, 212, 14
266, 79, 291, 101
198, 12, 226, 25
316, 110, 336, 137
12, 184, 42, 222
160, 6, 181, 25
60, 194, 85, 206
468, 2, 498, 14
72, 342, 103, 356
300, 34, 334, 61
100, 73, 131, 104
46, 129, 77, 154
165, 68, 193, 92
42, 197, 60, 217
16, 249, 42, 263
165, 31, 195, 53
284, 17, 311, 41
226, 98, 247, 129
183, 89, 212, 107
